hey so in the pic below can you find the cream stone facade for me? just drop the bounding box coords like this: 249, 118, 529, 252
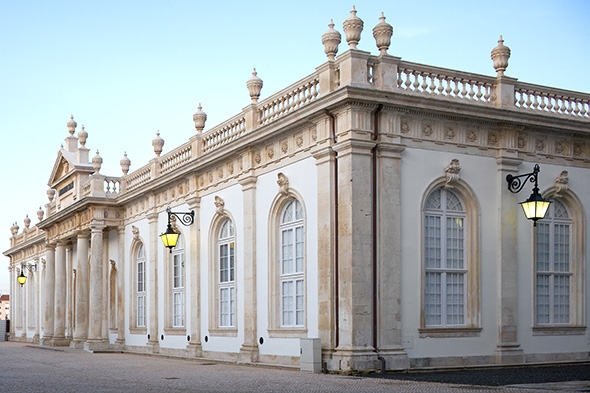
4, 8, 590, 371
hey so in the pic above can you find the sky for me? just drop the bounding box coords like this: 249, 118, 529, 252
1, 0, 589, 293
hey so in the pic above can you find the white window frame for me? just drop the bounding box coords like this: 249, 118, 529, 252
172, 236, 185, 328
136, 244, 146, 328
279, 199, 305, 328
218, 219, 235, 328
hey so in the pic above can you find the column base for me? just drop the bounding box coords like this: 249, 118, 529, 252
495, 343, 524, 364
376, 347, 410, 371
50, 336, 71, 347
146, 340, 160, 354
40, 335, 53, 346
84, 339, 109, 352
71, 338, 87, 349
329, 346, 379, 372
186, 342, 202, 358
238, 342, 259, 363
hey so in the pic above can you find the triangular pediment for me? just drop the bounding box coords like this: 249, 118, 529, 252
47, 149, 93, 189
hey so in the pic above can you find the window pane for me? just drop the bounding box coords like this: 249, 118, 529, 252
536, 274, 550, 324
282, 229, 294, 274
553, 274, 570, 324
446, 273, 465, 325
425, 215, 441, 269
424, 272, 441, 326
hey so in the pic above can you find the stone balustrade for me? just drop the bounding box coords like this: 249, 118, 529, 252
514, 82, 590, 118
201, 114, 247, 153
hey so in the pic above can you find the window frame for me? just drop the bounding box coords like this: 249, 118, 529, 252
419, 180, 481, 338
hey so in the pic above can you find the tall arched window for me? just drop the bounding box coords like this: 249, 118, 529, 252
136, 243, 146, 328
218, 219, 235, 327
424, 188, 467, 327
535, 199, 572, 325
279, 199, 305, 327
172, 236, 185, 328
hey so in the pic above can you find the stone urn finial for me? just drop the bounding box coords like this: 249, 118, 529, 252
193, 103, 207, 132
92, 150, 103, 174
37, 206, 44, 222
322, 19, 341, 61
47, 188, 56, 202
120, 151, 131, 175
78, 125, 88, 147
343, 5, 364, 49
152, 131, 164, 157
24, 214, 31, 229
373, 12, 393, 55
247, 69, 263, 103
491, 35, 511, 76
10, 221, 19, 236
67, 115, 77, 135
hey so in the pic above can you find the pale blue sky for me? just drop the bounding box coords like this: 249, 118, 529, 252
1, 0, 589, 292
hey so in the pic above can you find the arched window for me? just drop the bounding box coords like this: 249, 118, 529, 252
218, 219, 235, 327
535, 199, 572, 325
424, 188, 467, 327
136, 243, 146, 328
172, 236, 185, 328
279, 199, 305, 327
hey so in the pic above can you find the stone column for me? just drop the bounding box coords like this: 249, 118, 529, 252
115, 226, 126, 347
186, 196, 202, 357
375, 137, 408, 369
8, 265, 14, 340
85, 224, 107, 351
72, 232, 89, 348
238, 175, 259, 362
311, 144, 337, 357
331, 137, 378, 371
495, 157, 524, 363
146, 212, 160, 353
51, 241, 68, 346
41, 244, 56, 345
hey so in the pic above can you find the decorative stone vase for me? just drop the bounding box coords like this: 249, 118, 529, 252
343, 6, 363, 49
47, 188, 56, 202
24, 215, 30, 229
247, 69, 263, 103
322, 19, 341, 60
193, 104, 207, 132
67, 115, 77, 135
78, 125, 88, 147
120, 152, 131, 175
37, 206, 44, 222
92, 150, 103, 174
372, 12, 393, 55
152, 131, 164, 157
491, 35, 511, 76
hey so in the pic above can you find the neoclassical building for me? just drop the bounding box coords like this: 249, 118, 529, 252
4, 8, 590, 371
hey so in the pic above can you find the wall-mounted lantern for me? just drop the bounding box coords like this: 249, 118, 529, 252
159, 206, 194, 252
16, 262, 37, 286
506, 164, 551, 226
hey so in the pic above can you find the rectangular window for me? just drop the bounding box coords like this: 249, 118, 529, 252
281, 278, 304, 327
536, 221, 571, 325
137, 295, 145, 327
219, 287, 235, 327
172, 253, 185, 327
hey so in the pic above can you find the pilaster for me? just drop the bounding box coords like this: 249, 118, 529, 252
237, 175, 259, 363
186, 196, 202, 357
146, 211, 160, 354
72, 232, 89, 348
375, 139, 409, 369
85, 223, 108, 351
495, 156, 524, 364
311, 145, 337, 358
51, 241, 69, 346
41, 244, 56, 345
115, 226, 126, 347
331, 137, 378, 371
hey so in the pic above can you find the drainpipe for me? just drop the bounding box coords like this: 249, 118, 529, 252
324, 109, 339, 349
371, 104, 383, 361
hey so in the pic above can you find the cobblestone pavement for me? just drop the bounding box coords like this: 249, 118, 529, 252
1, 342, 589, 392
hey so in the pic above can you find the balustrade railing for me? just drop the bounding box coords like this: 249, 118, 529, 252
125, 166, 152, 192
202, 115, 247, 153
514, 83, 590, 118
103, 177, 120, 195
160, 143, 192, 175
258, 75, 320, 125
397, 61, 495, 104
